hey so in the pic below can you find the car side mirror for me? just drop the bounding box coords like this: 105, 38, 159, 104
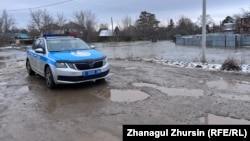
90, 45, 96, 49
35, 48, 45, 54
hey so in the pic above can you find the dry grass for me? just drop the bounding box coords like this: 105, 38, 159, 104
221, 57, 241, 71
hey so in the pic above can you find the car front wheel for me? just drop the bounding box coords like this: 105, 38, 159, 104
26, 59, 35, 75
45, 66, 56, 89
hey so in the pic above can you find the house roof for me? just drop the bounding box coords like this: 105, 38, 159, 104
7, 33, 30, 39
99, 30, 113, 37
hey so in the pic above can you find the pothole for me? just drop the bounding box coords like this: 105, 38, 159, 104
207, 79, 250, 94
133, 83, 204, 97
200, 114, 250, 124
110, 89, 150, 102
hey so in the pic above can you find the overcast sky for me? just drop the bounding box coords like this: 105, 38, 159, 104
1, 0, 249, 28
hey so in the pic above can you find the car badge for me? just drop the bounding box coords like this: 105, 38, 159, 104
71, 51, 91, 57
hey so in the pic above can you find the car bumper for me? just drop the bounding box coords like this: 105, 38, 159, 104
52, 63, 110, 84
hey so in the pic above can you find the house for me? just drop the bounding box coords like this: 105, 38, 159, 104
99, 30, 114, 37
62, 22, 80, 33
7, 33, 33, 45
239, 17, 250, 34
7, 33, 30, 39
40, 24, 61, 34
98, 29, 114, 41
222, 23, 235, 34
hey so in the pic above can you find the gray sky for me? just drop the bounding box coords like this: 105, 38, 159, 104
1, 0, 249, 28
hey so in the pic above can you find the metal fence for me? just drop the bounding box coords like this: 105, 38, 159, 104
176, 33, 250, 48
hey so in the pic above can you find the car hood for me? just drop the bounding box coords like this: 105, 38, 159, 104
48, 49, 106, 62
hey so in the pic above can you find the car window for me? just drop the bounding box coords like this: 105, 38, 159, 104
46, 38, 91, 52
39, 40, 45, 50
32, 40, 40, 50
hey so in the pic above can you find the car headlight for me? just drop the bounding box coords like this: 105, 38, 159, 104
103, 57, 108, 65
56, 62, 67, 68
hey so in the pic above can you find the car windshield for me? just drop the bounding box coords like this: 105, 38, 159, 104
46, 38, 91, 52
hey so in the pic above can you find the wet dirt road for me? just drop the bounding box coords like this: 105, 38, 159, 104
1, 47, 250, 141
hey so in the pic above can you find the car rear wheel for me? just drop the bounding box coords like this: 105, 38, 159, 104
45, 66, 56, 89
26, 59, 35, 75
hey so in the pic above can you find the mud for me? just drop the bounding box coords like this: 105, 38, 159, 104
0, 46, 250, 141
201, 114, 250, 124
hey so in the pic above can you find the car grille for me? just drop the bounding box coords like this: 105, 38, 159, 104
74, 60, 104, 70
58, 70, 109, 82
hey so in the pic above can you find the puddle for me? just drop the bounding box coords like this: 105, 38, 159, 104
110, 89, 149, 102
125, 67, 138, 70
200, 114, 250, 124
16, 86, 29, 94
207, 79, 250, 94
133, 83, 204, 97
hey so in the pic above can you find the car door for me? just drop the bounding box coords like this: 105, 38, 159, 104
29, 39, 40, 72
36, 40, 47, 75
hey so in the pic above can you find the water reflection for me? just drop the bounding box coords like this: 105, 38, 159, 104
27, 75, 111, 113
93, 41, 250, 64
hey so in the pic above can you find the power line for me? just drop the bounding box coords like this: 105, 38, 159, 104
6, 0, 74, 12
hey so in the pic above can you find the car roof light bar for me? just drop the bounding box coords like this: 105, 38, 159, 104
42, 33, 76, 38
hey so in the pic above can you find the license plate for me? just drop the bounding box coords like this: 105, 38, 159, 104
83, 70, 101, 76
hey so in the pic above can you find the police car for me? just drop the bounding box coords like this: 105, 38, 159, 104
26, 34, 110, 88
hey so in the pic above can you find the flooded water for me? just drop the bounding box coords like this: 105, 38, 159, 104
201, 114, 250, 124
110, 89, 149, 102
133, 83, 204, 97
1, 42, 250, 141
94, 41, 250, 64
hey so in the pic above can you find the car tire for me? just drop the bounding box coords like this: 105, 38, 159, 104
26, 59, 35, 75
45, 66, 56, 89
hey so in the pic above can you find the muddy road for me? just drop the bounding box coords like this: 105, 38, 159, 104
1, 47, 250, 141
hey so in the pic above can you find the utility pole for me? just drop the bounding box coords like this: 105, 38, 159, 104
201, 0, 206, 63
111, 17, 114, 36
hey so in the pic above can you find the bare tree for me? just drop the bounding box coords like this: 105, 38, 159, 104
1, 10, 15, 33
73, 10, 85, 38
0, 17, 3, 33
176, 16, 199, 35
196, 14, 214, 27
29, 9, 43, 31
56, 13, 67, 27
56, 13, 67, 31
29, 9, 55, 34
41, 10, 54, 33
73, 10, 97, 41
99, 23, 109, 30
0, 10, 15, 45
122, 15, 132, 30
85, 10, 97, 41
241, 6, 250, 17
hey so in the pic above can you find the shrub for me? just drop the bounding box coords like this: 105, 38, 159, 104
221, 57, 241, 71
